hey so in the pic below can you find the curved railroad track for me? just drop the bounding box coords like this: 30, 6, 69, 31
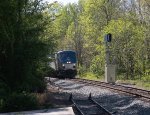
72, 78, 150, 100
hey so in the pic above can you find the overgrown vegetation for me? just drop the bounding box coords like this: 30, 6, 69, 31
0, 0, 150, 112
117, 75, 150, 90
80, 72, 104, 81
0, 0, 57, 112
0, 93, 38, 112
50, 0, 149, 89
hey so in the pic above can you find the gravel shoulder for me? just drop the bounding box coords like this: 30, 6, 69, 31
45, 82, 72, 108
45, 80, 79, 115
48, 78, 150, 115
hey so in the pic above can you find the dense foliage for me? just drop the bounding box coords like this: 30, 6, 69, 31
0, 0, 150, 112
52, 0, 149, 82
0, 0, 57, 111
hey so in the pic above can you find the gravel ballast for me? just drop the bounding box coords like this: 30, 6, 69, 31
48, 78, 150, 115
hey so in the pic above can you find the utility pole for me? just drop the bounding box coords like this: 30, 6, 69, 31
104, 33, 116, 83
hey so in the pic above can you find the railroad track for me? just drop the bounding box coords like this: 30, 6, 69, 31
72, 78, 150, 100
70, 93, 112, 115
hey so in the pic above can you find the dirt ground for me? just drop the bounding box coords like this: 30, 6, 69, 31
46, 90, 72, 107
37, 82, 72, 109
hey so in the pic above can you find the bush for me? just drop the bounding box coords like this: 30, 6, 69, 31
0, 81, 10, 111
141, 74, 150, 82
45, 66, 56, 77
0, 81, 10, 99
18, 74, 46, 93
1, 93, 38, 112
80, 72, 101, 80
78, 65, 87, 75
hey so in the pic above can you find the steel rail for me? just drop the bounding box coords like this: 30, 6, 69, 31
70, 94, 112, 115
81, 78, 150, 92
71, 99, 84, 115
88, 94, 112, 115
73, 78, 150, 100
70, 94, 84, 115
96, 80, 150, 93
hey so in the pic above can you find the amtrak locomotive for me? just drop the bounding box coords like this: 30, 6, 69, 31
55, 50, 77, 78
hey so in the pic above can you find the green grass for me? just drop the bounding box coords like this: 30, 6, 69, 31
79, 72, 150, 90
116, 74, 150, 90
116, 79, 150, 90
79, 72, 104, 81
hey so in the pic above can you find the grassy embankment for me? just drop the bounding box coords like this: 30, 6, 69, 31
116, 74, 150, 90
80, 72, 150, 90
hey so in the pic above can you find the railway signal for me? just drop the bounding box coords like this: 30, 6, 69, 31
104, 33, 116, 84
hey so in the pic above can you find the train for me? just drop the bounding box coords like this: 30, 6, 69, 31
54, 50, 77, 78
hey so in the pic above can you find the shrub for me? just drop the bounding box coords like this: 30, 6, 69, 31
141, 75, 150, 82
1, 92, 38, 112
0, 81, 10, 99
18, 75, 46, 93
81, 72, 100, 80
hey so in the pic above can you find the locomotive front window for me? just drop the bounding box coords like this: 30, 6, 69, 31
59, 52, 76, 63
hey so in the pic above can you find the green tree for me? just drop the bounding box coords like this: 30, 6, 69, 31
0, 0, 56, 93
100, 19, 146, 79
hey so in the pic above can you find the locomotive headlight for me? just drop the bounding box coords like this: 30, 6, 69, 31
73, 64, 76, 68
62, 64, 65, 68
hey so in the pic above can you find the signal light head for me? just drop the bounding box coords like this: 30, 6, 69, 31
105, 33, 112, 42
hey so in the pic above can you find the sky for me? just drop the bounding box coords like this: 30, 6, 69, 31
43, 0, 79, 5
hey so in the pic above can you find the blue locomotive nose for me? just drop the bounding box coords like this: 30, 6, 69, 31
59, 51, 76, 64
66, 57, 71, 63
55, 50, 77, 78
